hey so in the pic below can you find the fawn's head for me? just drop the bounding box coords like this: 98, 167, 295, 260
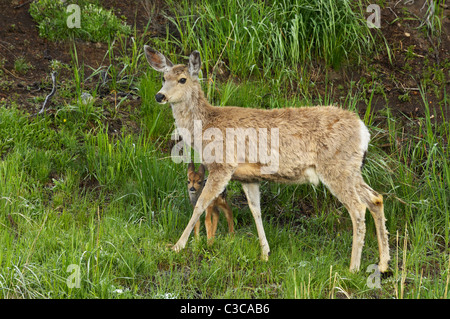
144, 46, 201, 104
187, 162, 206, 195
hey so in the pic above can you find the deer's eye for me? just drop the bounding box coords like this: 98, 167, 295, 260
178, 78, 187, 84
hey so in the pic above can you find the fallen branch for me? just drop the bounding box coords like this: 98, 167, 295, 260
14, 0, 33, 9
38, 71, 57, 114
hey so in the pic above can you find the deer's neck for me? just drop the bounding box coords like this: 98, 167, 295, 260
170, 85, 212, 146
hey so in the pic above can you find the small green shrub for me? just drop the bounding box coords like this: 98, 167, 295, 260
29, 0, 131, 42
14, 57, 32, 75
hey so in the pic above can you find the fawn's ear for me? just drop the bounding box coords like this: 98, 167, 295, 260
188, 50, 201, 78
188, 162, 195, 175
144, 45, 173, 73
198, 164, 205, 176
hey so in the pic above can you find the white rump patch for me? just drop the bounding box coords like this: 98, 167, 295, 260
359, 120, 370, 153
304, 167, 320, 186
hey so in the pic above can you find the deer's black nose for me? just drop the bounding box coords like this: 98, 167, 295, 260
189, 187, 196, 192
155, 93, 165, 103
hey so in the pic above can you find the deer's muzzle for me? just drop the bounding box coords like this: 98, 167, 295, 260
155, 93, 166, 103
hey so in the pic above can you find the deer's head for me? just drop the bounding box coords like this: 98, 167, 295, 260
144, 46, 201, 104
187, 162, 206, 195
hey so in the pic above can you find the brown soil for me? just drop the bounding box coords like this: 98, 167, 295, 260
0, 0, 170, 119
0, 0, 449, 124
357, 0, 450, 121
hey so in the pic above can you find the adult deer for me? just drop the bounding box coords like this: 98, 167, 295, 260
144, 46, 390, 272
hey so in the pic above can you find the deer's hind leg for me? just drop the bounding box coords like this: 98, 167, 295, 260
318, 167, 368, 272
347, 202, 367, 272
358, 182, 390, 273
332, 184, 367, 272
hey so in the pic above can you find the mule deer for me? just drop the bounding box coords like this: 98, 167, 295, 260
144, 46, 390, 272
188, 162, 234, 244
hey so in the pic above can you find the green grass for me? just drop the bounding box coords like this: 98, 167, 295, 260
1, 80, 449, 298
163, 0, 380, 84
1, 0, 449, 299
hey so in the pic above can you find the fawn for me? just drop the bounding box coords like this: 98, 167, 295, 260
144, 46, 390, 273
188, 162, 234, 243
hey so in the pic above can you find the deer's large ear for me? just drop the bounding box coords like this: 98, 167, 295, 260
188, 162, 195, 175
144, 45, 173, 72
188, 50, 201, 78
198, 164, 206, 176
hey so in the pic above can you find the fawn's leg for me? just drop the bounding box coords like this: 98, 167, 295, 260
242, 182, 270, 261
218, 201, 234, 235
210, 207, 220, 245
205, 205, 219, 245
194, 220, 200, 239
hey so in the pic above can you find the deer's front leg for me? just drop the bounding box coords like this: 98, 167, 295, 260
172, 167, 233, 252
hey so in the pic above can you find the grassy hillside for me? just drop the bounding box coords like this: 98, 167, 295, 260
0, 0, 449, 298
